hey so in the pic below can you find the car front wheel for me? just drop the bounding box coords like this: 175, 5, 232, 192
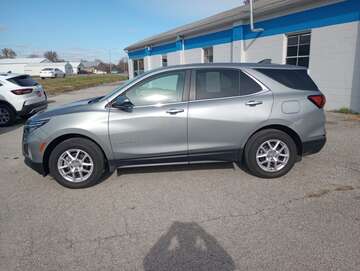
49, 138, 106, 188
244, 129, 297, 178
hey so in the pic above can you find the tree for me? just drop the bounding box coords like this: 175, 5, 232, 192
117, 57, 128, 74
44, 51, 59, 62
1, 48, 16, 58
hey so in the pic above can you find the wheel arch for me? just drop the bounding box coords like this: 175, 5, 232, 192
43, 133, 110, 175
244, 124, 303, 157
0, 100, 17, 114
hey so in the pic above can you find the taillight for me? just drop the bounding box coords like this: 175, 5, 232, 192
308, 94, 326, 108
11, 88, 33, 95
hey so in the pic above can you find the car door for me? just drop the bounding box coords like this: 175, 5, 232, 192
188, 68, 273, 161
108, 70, 190, 164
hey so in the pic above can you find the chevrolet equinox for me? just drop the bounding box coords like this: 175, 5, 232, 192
23, 63, 326, 188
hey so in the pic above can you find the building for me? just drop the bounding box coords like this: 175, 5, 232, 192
0, 58, 50, 74
125, 0, 360, 112
0, 58, 74, 76
24, 62, 73, 76
69, 62, 85, 74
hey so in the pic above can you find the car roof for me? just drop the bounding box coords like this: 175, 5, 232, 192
147, 63, 307, 73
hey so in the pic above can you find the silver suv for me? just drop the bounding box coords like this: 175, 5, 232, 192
23, 63, 326, 188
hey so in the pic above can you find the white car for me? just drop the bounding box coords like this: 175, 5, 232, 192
0, 73, 47, 127
40, 68, 65, 79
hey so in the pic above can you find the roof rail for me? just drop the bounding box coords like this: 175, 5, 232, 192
258, 59, 272, 64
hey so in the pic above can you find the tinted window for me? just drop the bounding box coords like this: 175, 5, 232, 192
126, 71, 185, 106
7, 75, 38, 86
196, 69, 239, 100
240, 72, 262, 95
256, 69, 319, 91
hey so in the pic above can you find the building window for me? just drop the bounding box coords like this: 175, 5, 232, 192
162, 55, 168, 67
203, 47, 213, 63
286, 32, 311, 68
133, 59, 144, 77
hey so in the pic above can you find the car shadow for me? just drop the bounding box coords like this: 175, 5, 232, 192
0, 118, 26, 135
117, 162, 237, 176
143, 221, 236, 271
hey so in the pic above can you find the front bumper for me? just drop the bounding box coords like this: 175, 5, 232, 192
18, 100, 48, 117
302, 136, 326, 156
24, 157, 46, 176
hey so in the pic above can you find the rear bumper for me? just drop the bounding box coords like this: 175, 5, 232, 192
24, 157, 46, 176
302, 136, 326, 156
18, 100, 48, 116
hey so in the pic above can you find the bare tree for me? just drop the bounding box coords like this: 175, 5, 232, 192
117, 57, 128, 74
44, 51, 59, 62
1, 48, 17, 58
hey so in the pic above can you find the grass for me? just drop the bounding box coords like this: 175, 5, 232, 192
34, 74, 127, 95
334, 107, 359, 115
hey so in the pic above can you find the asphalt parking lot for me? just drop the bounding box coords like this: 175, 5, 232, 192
1, 83, 359, 271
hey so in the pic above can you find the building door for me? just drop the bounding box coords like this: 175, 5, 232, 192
133, 59, 144, 77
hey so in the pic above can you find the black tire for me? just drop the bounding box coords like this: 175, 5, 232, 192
48, 138, 106, 188
0, 103, 16, 127
244, 129, 297, 178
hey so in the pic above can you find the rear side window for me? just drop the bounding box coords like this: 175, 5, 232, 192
7, 75, 38, 87
240, 72, 263, 95
196, 69, 239, 100
256, 69, 318, 91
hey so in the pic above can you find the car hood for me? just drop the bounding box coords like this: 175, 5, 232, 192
31, 97, 103, 120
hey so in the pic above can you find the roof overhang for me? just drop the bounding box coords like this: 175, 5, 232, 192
125, 0, 344, 51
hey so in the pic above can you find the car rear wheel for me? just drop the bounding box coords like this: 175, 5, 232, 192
0, 103, 16, 127
244, 129, 297, 178
49, 138, 106, 188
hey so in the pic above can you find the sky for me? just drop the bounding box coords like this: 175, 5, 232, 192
0, 0, 244, 63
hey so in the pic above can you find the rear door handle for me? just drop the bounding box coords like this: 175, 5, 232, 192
245, 100, 263, 107
166, 108, 184, 115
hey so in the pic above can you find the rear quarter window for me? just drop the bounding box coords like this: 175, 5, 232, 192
7, 75, 38, 87
256, 69, 319, 91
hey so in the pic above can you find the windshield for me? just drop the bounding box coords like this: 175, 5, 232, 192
100, 72, 149, 102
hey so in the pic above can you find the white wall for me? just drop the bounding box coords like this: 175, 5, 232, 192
144, 56, 152, 71
213, 43, 232, 62
150, 55, 162, 69
0, 64, 26, 74
184, 48, 203, 64
128, 59, 134, 79
309, 21, 359, 111
243, 34, 285, 64
167, 51, 182, 66
232, 40, 243, 63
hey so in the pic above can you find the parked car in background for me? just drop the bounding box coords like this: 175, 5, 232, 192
23, 63, 326, 188
40, 68, 65, 79
0, 73, 47, 126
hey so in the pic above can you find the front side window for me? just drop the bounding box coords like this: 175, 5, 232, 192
286, 32, 311, 68
195, 69, 262, 100
126, 71, 185, 106
203, 47, 213, 63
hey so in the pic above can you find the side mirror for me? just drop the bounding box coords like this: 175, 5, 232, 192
112, 96, 134, 112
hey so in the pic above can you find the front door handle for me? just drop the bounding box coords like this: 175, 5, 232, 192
166, 108, 184, 115
245, 100, 263, 107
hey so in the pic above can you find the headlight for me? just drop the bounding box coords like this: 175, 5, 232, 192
24, 119, 50, 134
